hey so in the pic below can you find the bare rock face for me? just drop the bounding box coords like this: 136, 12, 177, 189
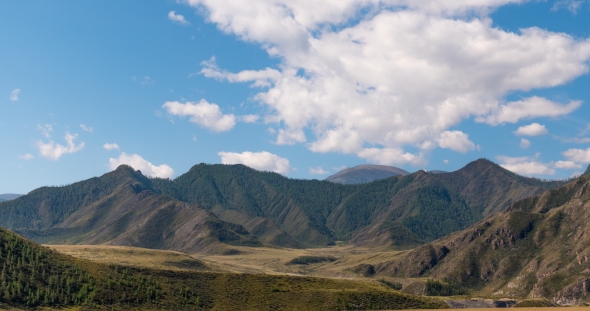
554, 278, 590, 306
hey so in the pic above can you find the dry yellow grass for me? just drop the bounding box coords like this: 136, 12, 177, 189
47, 244, 208, 271
48, 244, 409, 279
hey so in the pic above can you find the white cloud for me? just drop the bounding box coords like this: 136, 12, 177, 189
519, 138, 531, 149
514, 123, 548, 136
103, 143, 120, 150
563, 147, 590, 163
357, 148, 422, 166
37, 124, 53, 138
19, 154, 34, 160
109, 152, 174, 178
9, 89, 20, 101
186, 1, 590, 164
168, 11, 190, 25
552, 0, 587, 14
309, 166, 329, 175
240, 114, 260, 123
497, 154, 555, 176
80, 124, 94, 133
163, 100, 236, 132
36, 132, 85, 161
437, 131, 476, 153
555, 160, 582, 169
478, 97, 581, 125
443, 159, 449, 164
218, 151, 291, 174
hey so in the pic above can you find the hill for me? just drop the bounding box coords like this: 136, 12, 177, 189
326, 164, 409, 184
377, 173, 590, 304
0, 226, 447, 310
0, 194, 21, 201
0, 159, 565, 250
0, 166, 260, 254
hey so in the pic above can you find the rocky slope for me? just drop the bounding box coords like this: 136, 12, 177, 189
377, 173, 590, 304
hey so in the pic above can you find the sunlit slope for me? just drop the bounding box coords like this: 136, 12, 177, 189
0, 159, 565, 249
378, 173, 590, 304
0, 227, 447, 310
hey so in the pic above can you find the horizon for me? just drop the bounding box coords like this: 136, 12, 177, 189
2, 1, 590, 193
4, 157, 586, 195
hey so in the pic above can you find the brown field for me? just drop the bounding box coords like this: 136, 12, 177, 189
47, 244, 208, 271
48, 244, 409, 279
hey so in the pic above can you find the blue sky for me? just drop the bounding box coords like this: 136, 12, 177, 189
1, 0, 590, 194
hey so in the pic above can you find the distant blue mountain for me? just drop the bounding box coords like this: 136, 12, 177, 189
0, 194, 22, 202
325, 164, 409, 184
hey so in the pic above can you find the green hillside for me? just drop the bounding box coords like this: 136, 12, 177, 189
0, 159, 565, 250
378, 173, 590, 303
0, 227, 447, 310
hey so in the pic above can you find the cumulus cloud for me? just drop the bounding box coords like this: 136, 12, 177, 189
480, 98, 581, 125
357, 148, 422, 166
240, 114, 260, 123
437, 131, 476, 153
563, 147, 590, 163
9, 89, 20, 101
19, 154, 34, 160
520, 138, 531, 149
103, 143, 120, 150
497, 154, 555, 176
309, 166, 329, 175
514, 123, 548, 136
163, 100, 236, 132
80, 124, 94, 133
218, 151, 291, 174
555, 160, 582, 169
36, 132, 85, 161
109, 152, 174, 178
168, 11, 190, 25
184, 0, 590, 164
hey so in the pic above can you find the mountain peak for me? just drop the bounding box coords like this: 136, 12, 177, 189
326, 164, 409, 184
583, 164, 590, 176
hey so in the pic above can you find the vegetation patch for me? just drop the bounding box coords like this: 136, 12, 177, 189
425, 279, 469, 296
286, 255, 337, 265
378, 279, 403, 290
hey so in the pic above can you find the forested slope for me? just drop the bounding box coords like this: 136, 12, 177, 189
0, 159, 566, 249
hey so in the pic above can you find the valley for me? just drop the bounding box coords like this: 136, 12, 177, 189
1, 160, 590, 309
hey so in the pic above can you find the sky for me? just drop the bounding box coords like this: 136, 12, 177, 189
1, 0, 590, 194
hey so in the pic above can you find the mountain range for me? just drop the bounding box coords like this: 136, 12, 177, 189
374, 165, 590, 304
0, 159, 566, 253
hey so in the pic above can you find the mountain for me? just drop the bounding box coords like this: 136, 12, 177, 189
0, 225, 446, 310
0, 159, 566, 250
0, 193, 22, 201
377, 173, 590, 304
0, 166, 260, 254
325, 164, 410, 184
584, 164, 590, 176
